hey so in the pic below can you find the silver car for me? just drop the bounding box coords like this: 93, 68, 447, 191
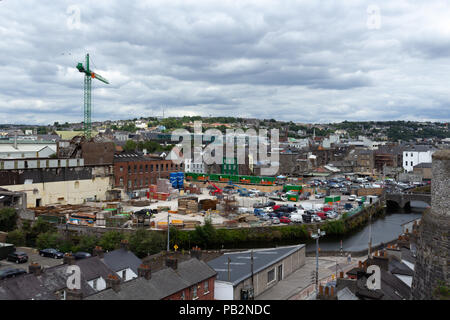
271, 217, 280, 224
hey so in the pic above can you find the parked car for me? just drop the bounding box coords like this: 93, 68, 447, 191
290, 214, 303, 223
0, 268, 27, 280
7, 251, 28, 264
316, 212, 328, 220
279, 216, 291, 224
271, 217, 280, 224
326, 211, 339, 219
315, 193, 326, 199
39, 248, 64, 259
348, 195, 357, 201
259, 214, 271, 221
310, 214, 322, 223
73, 252, 91, 260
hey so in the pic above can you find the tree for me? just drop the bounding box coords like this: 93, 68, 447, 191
127, 229, 165, 258
6, 229, 26, 246
36, 232, 60, 250
76, 234, 98, 253
124, 140, 137, 152
26, 218, 57, 247
0, 208, 17, 232
99, 231, 125, 252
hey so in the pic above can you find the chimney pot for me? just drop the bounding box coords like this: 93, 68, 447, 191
340, 271, 344, 279
28, 262, 42, 276
120, 239, 129, 251
63, 253, 75, 265
106, 274, 121, 292
138, 263, 152, 280
325, 286, 330, 296
166, 257, 178, 270
93, 246, 104, 258
319, 285, 324, 295
331, 286, 334, 296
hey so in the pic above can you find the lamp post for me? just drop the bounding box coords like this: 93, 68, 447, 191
311, 228, 326, 296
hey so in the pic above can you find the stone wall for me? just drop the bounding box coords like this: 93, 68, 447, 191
411, 149, 450, 300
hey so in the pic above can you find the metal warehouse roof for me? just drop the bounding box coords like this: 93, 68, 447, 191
207, 244, 304, 286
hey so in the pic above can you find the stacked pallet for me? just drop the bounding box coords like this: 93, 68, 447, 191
183, 220, 201, 229
177, 197, 199, 215
199, 199, 217, 211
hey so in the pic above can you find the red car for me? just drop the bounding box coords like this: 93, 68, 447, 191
279, 216, 291, 224
322, 207, 333, 212
316, 212, 328, 220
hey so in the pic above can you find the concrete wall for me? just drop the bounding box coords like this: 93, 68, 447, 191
1, 177, 112, 207
232, 246, 305, 299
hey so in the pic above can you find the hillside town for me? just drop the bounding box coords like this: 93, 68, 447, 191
0, 117, 448, 301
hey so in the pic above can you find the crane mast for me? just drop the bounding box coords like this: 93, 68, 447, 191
76, 53, 109, 139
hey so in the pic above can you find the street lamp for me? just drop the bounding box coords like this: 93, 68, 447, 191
311, 228, 326, 296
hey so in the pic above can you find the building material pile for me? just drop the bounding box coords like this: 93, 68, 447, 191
177, 196, 199, 215
199, 199, 217, 211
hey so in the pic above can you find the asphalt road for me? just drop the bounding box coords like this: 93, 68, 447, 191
0, 247, 64, 272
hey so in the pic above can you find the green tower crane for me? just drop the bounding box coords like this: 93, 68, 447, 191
76, 53, 109, 139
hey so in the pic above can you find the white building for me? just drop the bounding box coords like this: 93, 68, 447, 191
402, 145, 435, 172
184, 159, 205, 173
0, 141, 57, 159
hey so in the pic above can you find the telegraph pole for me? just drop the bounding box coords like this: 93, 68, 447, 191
167, 212, 170, 252
368, 211, 372, 258
311, 228, 326, 296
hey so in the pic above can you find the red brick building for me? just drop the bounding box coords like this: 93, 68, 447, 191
163, 274, 216, 300
113, 153, 183, 191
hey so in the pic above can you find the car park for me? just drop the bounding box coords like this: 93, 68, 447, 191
39, 248, 64, 259
0, 268, 27, 280
7, 251, 28, 264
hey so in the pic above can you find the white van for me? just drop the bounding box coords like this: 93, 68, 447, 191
290, 214, 303, 223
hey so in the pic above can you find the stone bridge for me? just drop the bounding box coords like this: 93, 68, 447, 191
385, 193, 431, 209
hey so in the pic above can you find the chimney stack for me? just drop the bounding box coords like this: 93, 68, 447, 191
66, 288, 83, 300
63, 253, 75, 265
358, 261, 362, 268
319, 285, 324, 296
138, 264, 152, 280
340, 271, 344, 279
106, 274, 121, 293
166, 257, 178, 270
92, 246, 104, 258
325, 286, 329, 296
190, 246, 202, 260
120, 239, 129, 251
28, 262, 42, 276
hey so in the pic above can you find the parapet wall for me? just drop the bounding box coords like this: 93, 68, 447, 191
411, 149, 450, 300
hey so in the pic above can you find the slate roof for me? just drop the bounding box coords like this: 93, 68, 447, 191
85, 258, 217, 300
0, 256, 116, 300
102, 248, 142, 274
389, 259, 414, 276
207, 245, 304, 286
0, 273, 56, 300
337, 287, 359, 300
413, 162, 432, 168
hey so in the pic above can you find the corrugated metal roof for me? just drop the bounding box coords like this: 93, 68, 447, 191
207, 245, 304, 286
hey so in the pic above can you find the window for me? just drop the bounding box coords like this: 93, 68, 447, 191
145, 164, 148, 172
156, 164, 159, 171
128, 180, 132, 188
128, 165, 131, 174
134, 179, 137, 187
122, 270, 126, 279
120, 166, 123, 172
140, 165, 143, 173
204, 281, 209, 294
93, 278, 98, 290
134, 165, 137, 173
180, 291, 185, 300
140, 178, 143, 187
193, 286, 198, 299
166, 164, 168, 171
267, 268, 275, 283
119, 178, 124, 187
150, 164, 153, 172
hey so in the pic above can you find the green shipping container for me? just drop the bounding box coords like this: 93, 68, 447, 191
287, 194, 299, 202
283, 185, 302, 192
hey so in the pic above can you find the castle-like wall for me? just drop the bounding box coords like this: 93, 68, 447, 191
411, 149, 449, 300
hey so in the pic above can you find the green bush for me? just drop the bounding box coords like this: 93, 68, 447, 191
0, 208, 17, 232
98, 231, 125, 251
36, 232, 61, 250
127, 229, 166, 258
6, 229, 26, 246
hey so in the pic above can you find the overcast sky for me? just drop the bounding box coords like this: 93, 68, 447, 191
1, 0, 450, 125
